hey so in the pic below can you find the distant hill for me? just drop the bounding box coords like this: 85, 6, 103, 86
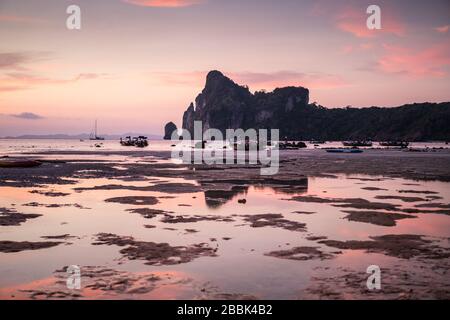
1, 133, 162, 140
181, 70, 450, 141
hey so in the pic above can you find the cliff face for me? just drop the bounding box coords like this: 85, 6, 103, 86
181, 70, 450, 141
193, 71, 252, 132
182, 103, 195, 135
182, 70, 309, 135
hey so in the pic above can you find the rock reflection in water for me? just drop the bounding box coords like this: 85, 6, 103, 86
201, 177, 309, 208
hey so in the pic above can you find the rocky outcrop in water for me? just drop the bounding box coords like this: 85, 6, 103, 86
163, 122, 177, 140
181, 70, 450, 141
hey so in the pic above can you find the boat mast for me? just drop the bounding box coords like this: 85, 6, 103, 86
95, 119, 97, 138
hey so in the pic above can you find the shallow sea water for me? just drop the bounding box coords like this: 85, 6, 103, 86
1, 160, 449, 299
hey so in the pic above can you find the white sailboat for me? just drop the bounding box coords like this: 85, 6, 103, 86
89, 119, 105, 140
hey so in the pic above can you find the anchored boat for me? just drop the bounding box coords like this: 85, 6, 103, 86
120, 136, 148, 148
278, 140, 307, 150
89, 120, 105, 141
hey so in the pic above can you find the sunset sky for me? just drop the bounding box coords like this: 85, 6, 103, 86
0, 0, 449, 136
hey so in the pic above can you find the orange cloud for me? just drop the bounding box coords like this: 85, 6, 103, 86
122, 0, 204, 7
435, 25, 449, 33
336, 6, 405, 38
377, 43, 450, 77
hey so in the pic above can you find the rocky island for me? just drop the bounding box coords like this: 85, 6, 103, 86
178, 70, 450, 141
163, 122, 177, 140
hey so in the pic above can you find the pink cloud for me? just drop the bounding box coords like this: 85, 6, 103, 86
0, 72, 106, 92
308, 2, 328, 17
377, 43, 450, 77
75, 73, 109, 80
0, 15, 47, 24
340, 45, 354, 54
122, 0, 204, 7
336, 6, 405, 38
0, 84, 25, 92
0, 52, 50, 71
360, 43, 374, 50
230, 71, 348, 90
340, 42, 374, 55
0, 73, 71, 92
0, 52, 108, 92
151, 70, 349, 90
435, 25, 450, 33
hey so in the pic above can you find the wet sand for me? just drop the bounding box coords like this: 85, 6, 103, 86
0, 148, 450, 299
